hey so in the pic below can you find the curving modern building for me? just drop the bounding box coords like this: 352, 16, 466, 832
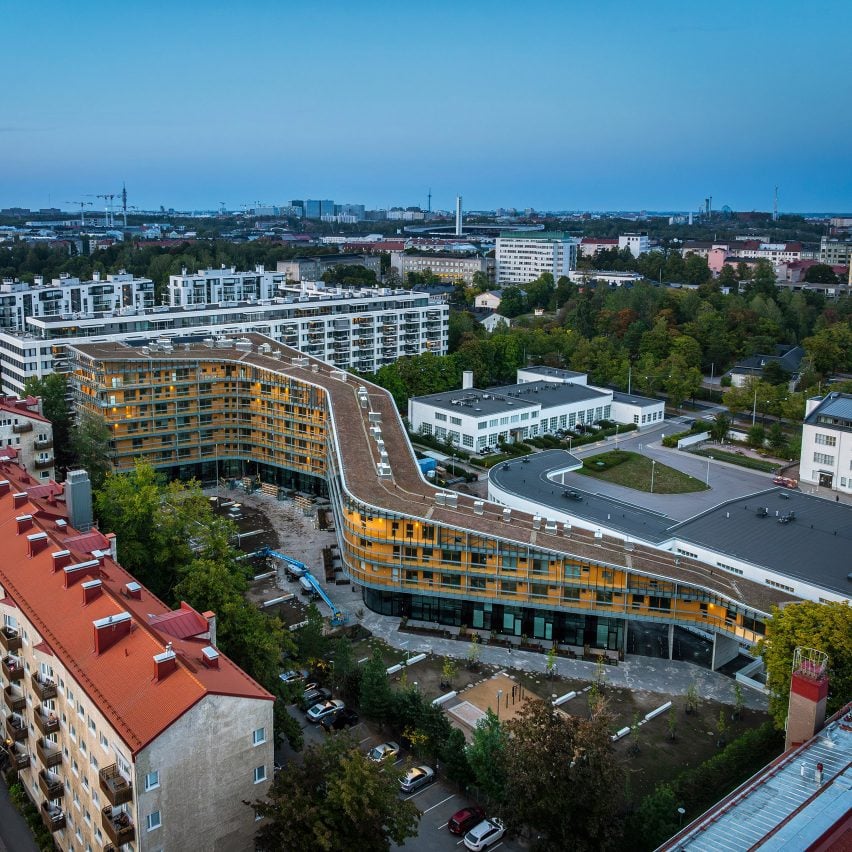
67, 334, 824, 669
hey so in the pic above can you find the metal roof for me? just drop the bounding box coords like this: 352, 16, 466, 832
805, 392, 852, 426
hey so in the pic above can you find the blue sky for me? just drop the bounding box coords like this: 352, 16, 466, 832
3, 0, 851, 213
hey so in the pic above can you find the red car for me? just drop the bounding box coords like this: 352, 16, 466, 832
448, 805, 486, 835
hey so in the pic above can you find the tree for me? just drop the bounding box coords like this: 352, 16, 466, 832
358, 647, 393, 723
295, 603, 328, 665
626, 783, 681, 851
710, 412, 730, 444
767, 422, 787, 452
497, 286, 526, 318
253, 735, 419, 852
467, 709, 508, 805
745, 260, 778, 298
329, 636, 360, 703
757, 601, 852, 729
441, 658, 458, 688
70, 410, 113, 490
273, 689, 304, 752
747, 424, 765, 449
545, 646, 558, 678
24, 373, 75, 475
501, 700, 624, 851
803, 263, 838, 284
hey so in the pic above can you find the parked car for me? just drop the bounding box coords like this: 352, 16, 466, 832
463, 817, 505, 851
306, 699, 345, 723
448, 805, 486, 835
321, 707, 360, 732
367, 741, 400, 763
279, 668, 309, 685
300, 686, 332, 710
399, 765, 434, 794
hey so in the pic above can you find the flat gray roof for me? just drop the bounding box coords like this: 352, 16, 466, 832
520, 366, 586, 381
489, 380, 610, 411
490, 450, 852, 596
611, 391, 661, 408
411, 389, 537, 418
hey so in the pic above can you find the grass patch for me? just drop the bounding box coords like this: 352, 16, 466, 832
691, 447, 780, 473
578, 450, 709, 493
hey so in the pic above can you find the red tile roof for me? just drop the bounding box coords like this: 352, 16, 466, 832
0, 396, 50, 424
0, 461, 273, 757
148, 603, 210, 640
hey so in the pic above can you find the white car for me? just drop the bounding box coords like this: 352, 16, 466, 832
463, 817, 505, 851
306, 699, 345, 723
367, 741, 400, 763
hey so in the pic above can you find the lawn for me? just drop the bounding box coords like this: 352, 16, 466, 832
577, 450, 708, 494
691, 447, 781, 473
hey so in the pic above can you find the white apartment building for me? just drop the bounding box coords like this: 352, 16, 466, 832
799, 392, 852, 494
389, 252, 494, 285
0, 395, 54, 480
167, 265, 285, 306
0, 282, 448, 394
495, 232, 578, 286
618, 233, 650, 257
0, 272, 155, 332
819, 237, 852, 266
0, 465, 274, 852
736, 242, 803, 265
409, 367, 663, 454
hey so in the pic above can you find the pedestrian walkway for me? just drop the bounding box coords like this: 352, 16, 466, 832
0, 778, 39, 852
358, 611, 768, 711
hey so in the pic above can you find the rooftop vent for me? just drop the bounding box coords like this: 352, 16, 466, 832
92, 612, 132, 655
473, 500, 484, 515
0, 479, 9, 496
153, 644, 177, 680
12, 492, 28, 509
64, 559, 101, 589
502, 507, 512, 523
201, 646, 220, 669
81, 578, 103, 605
26, 531, 48, 557
124, 581, 142, 600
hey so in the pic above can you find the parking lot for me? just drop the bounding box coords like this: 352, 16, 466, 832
276, 700, 524, 852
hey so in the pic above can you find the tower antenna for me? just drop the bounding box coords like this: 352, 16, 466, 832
773, 185, 779, 222
427, 188, 432, 214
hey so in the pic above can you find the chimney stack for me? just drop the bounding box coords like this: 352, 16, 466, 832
153, 644, 177, 680
27, 531, 49, 557
16, 514, 33, 534
202, 610, 217, 647
455, 195, 463, 237
785, 647, 829, 750
92, 612, 132, 655
462, 370, 474, 390
82, 579, 103, 605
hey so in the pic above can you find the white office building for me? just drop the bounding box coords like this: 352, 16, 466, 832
495, 232, 578, 286
799, 392, 852, 494
0, 282, 448, 394
618, 233, 650, 257
0, 272, 155, 332
167, 266, 284, 306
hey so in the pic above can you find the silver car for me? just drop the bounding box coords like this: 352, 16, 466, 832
399, 765, 434, 794
306, 699, 345, 723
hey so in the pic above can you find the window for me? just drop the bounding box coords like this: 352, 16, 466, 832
100, 733, 109, 752
434, 412, 447, 422
146, 811, 162, 831
253, 727, 266, 746
813, 452, 834, 465
815, 433, 836, 446
254, 765, 267, 784
144, 771, 160, 791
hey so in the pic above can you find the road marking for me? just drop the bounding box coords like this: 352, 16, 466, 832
357, 657, 369, 663
422, 794, 455, 814
358, 736, 371, 744
437, 821, 449, 830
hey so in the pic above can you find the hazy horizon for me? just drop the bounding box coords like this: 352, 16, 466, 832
4, 1, 851, 214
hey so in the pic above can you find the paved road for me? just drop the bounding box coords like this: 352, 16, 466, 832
0, 776, 39, 852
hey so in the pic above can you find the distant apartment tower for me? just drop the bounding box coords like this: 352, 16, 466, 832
304, 199, 335, 219
167, 266, 281, 306
819, 236, 852, 266
495, 232, 578, 286
617, 233, 650, 257
0, 395, 54, 480
0, 463, 274, 851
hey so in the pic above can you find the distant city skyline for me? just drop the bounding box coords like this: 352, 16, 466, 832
4, 1, 851, 214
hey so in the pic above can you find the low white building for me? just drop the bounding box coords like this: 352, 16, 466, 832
618, 233, 650, 257
568, 270, 642, 287
474, 291, 502, 310
480, 313, 511, 333
799, 392, 852, 493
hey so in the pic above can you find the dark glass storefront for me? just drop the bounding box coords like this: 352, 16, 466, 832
363, 589, 624, 651
156, 459, 327, 497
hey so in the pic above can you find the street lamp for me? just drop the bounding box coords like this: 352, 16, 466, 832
706, 455, 713, 486
650, 459, 656, 494
751, 384, 758, 426
496, 689, 503, 718
677, 807, 686, 826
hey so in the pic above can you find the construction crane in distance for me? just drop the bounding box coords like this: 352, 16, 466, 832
65, 200, 93, 226
87, 193, 119, 227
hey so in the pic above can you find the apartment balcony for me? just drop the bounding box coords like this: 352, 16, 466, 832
33, 456, 55, 471
99, 764, 133, 806
38, 768, 64, 800
36, 737, 62, 769
3, 684, 26, 712
31, 673, 58, 702
0, 628, 22, 655
40, 802, 66, 832
102, 806, 135, 846
1, 655, 24, 682
5, 741, 29, 770
12, 422, 32, 434
5, 713, 27, 742
34, 437, 54, 450
34, 706, 60, 736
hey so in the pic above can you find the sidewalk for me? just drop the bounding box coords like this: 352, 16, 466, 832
356, 611, 768, 711
0, 777, 39, 852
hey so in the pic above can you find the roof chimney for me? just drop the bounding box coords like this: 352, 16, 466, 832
92, 612, 132, 655
27, 531, 48, 557
202, 610, 217, 647
154, 644, 177, 680
64, 470, 93, 532
82, 579, 103, 605
13, 492, 28, 509
124, 581, 142, 600
0, 479, 9, 496
785, 647, 829, 750
462, 370, 474, 390
51, 550, 72, 572
16, 514, 33, 534
201, 646, 220, 669
64, 559, 101, 589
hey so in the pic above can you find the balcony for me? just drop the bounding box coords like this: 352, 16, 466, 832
5, 713, 27, 742
36, 737, 62, 769
102, 806, 135, 846
38, 768, 64, 800
12, 422, 33, 434
33, 457, 55, 470
0, 627, 22, 654
5, 741, 29, 769
34, 707, 60, 736
31, 673, 57, 702
1, 655, 24, 682
40, 802, 66, 832
3, 684, 25, 713
99, 764, 133, 806
34, 437, 54, 450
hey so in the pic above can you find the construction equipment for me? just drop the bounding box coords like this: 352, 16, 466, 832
87, 193, 119, 227
65, 201, 93, 226
255, 547, 347, 626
